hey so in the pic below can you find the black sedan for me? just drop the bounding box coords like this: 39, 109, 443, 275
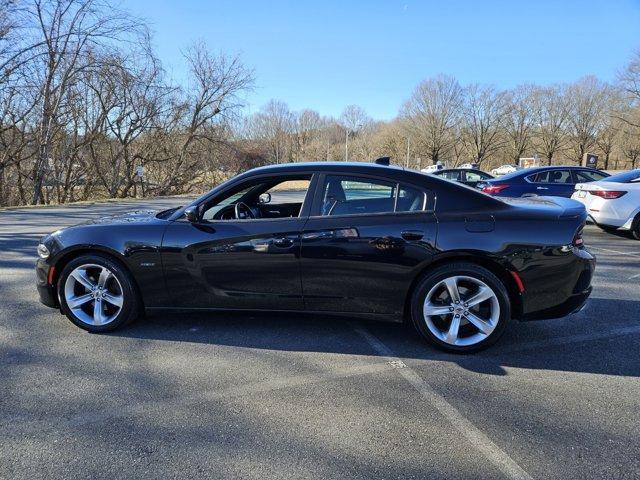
431, 168, 494, 188
36, 162, 595, 352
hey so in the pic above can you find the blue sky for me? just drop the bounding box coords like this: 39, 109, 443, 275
125, 0, 640, 120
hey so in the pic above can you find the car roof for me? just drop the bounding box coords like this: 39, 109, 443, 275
435, 168, 485, 173
246, 161, 407, 175
491, 165, 603, 181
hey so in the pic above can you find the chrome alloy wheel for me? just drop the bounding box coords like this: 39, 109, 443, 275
64, 264, 124, 326
422, 275, 500, 347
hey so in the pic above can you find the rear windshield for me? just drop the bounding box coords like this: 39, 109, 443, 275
601, 169, 640, 183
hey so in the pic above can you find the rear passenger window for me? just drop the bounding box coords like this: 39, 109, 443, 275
529, 170, 573, 184
575, 170, 607, 182
440, 171, 460, 181
396, 185, 425, 212
320, 175, 424, 216
321, 176, 395, 216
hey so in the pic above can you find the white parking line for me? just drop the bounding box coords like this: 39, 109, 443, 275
351, 323, 533, 480
589, 246, 640, 258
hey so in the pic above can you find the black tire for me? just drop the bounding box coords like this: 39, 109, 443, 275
632, 215, 640, 240
57, 253, 140, 332
598, 225, 619, 234
409, 262, 511, 353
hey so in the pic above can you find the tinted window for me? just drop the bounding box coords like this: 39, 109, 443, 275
322, 176, 395, 216
320, 176, 424, 216
529, 170, 573, 184
439, 171, 461, 181
575, 170, 608, 182
601, 169, 640, 183
465, 171, 490, 182
396, 184, 425, 212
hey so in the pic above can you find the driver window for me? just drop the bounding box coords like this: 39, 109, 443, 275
201, 176, 311, 221
202, 186, 254, 221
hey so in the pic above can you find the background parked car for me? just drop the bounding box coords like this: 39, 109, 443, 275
421, 164, 444, 173
572, 169, 640, 239
490, 164, 520, 176
432, 168, 494, 188
478, 166, 609, 198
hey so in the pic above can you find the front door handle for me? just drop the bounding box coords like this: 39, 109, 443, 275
401, 230, 424, 241
536, 186, 549, 190
301, 230, 335, 240
273, 237, 294, 248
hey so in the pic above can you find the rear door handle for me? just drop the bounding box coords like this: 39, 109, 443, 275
273, 237, 294, 248
401, 230, 424, 241
536, 186, 549, 190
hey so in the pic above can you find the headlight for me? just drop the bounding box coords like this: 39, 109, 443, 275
37, 243, 50, 259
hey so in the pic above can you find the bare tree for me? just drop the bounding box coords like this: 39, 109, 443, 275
250, 100, 294, 164
340, 104, 370, 160
502, 85, 534, 164
461, 84, 507, 166
401, 74, 462, 164
620, 122, 640, 169
22, 0, 148, 204
531, 85, 570, 165
566, 76, 611, 163
293, 108, 322, 161
619, 51, 640, 108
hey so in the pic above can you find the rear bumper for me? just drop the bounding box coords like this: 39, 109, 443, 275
521, 286, 592, 321
519, 247, 595, 321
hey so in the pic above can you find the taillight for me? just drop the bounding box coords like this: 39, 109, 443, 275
573, 227, 584, 248
482, 184, 509, 194
589, 190, 627, 199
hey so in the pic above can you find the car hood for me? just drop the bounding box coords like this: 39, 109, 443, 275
499, 195, 586, 219
81, 209, 160, 226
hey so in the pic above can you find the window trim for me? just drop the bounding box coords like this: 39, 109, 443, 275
309, 172, 430, 219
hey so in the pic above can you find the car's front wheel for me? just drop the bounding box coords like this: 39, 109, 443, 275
410, 263, 511, 353
58, 254, 140, 332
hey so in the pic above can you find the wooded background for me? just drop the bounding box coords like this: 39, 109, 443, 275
2, 0, 640, 207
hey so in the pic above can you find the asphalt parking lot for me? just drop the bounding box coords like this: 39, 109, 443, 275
1, 198, 639, 480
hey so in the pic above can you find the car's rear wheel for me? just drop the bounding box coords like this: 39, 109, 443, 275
410, 263, 510, 353
598, 225, 619, 234
632, 215, 640, 240
58, 254, 140, 332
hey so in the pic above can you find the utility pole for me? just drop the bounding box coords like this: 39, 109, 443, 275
345, 129, 349, 161
344, 123, 362, 161
406, 137, 410, 167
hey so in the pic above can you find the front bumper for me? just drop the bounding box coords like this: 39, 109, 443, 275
35, 259, 58, 308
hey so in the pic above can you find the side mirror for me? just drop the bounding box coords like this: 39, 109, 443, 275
258, 192, 271, 204
184, 205, 199, 223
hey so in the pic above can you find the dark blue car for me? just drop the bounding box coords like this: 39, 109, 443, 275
477, 166, 609, 197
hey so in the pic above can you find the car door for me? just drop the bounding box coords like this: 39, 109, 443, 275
161, 174, 316, 310
300, 173, 437, 315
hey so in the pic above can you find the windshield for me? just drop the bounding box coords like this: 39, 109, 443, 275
601, 169, 640, 183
